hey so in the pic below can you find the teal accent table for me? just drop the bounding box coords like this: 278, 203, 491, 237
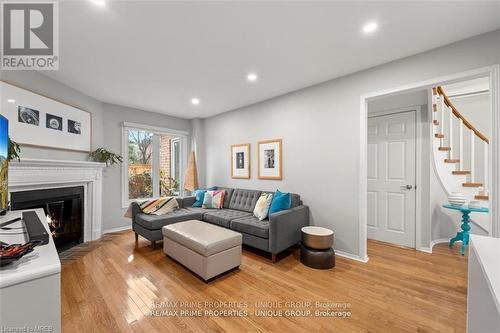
443, 204, 489, 255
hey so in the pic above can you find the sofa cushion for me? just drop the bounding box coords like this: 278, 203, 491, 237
228, 189, 262, 213
230, 216, 269, 239
203, 209, 252, 228
290, 193, 301, 208
217, 187, 234, 209
135, 208, 202, 230
186, 207, 211, 215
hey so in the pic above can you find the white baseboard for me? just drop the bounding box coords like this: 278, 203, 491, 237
335, 250, 370, 263
417, 246, 432, 253
430, 238, 450, 249
102, 225, 132, 234
418, 239, 450, 254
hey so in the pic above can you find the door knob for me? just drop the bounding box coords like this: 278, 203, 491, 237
401, 185, 413, 190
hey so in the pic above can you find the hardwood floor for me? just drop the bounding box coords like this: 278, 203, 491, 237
61, 231, 467, 332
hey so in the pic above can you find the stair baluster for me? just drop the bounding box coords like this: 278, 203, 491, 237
470, 131, 475, 183
483, 141, 488, 192
459, 118, 464, 170
440, 96, 445, 146
449, 105, 453, 159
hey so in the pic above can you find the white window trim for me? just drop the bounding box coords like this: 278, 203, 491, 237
170, 137, 181, 195
121, 123, 188, 208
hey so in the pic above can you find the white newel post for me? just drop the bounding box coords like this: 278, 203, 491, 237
8, 158, 106, 242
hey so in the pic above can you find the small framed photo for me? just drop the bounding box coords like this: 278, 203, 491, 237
231, 143, 250, 179
258, 139, 282, 180
18, 106, 40, 126
46, 113, 63, 131
68, 119, 81, 134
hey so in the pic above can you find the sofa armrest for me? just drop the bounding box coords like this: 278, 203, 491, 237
269, 205, 310, 254
131, 202, 142, 224
179, 196, 196, 208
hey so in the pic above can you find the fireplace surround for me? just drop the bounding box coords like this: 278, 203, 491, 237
8, 158, 105, 242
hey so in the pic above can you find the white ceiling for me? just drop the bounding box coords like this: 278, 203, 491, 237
43, 1, 500, 119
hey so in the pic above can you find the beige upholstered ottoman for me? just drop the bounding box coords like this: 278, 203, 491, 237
162, 220, 242, 281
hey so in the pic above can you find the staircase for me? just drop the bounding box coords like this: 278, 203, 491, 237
431, 86, 490, 232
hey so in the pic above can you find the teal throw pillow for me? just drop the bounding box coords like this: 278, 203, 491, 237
269, 190, 291, 215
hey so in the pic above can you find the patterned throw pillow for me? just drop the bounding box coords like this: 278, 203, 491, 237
192, 186, 217, 207
253, 193, 273, 221
140, 197, 179, 215
202, 190, 225, 209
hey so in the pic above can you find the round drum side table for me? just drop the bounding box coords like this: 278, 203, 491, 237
300, 226, 335, 269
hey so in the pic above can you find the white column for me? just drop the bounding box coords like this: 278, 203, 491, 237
459, 119, 464, 169
470, 131, 475, 183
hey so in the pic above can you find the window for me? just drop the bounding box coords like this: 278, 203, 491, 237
128, 130, 153, 199
122, 123, 187, 207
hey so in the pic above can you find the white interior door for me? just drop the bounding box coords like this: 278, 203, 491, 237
367, 111, 416, 248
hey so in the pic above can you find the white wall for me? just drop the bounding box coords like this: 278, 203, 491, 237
101, 103, 191, 232
0, 71, 103, 160
203, 30, 500, 258
450, 93, 490, 137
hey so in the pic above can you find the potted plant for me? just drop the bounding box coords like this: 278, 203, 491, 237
7, 137, 20, 162
89, 148, 123, 166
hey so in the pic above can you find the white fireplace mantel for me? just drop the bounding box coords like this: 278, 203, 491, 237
8, 158, 106, 242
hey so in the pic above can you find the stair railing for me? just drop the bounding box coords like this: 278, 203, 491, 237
434, 86, 489, 192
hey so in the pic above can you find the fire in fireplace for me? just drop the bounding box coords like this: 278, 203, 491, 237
10, 186, 84, 252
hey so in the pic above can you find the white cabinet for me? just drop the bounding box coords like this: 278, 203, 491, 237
467, 235, 500, 333
0, 209, 61, 332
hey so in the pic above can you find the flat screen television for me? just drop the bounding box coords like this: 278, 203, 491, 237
0, 115, 8, 215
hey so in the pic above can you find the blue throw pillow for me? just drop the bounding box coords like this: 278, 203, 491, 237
193, 187, 217, 207
269, 190, 291, 216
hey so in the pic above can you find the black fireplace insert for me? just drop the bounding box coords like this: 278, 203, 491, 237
10, 186, 84, 252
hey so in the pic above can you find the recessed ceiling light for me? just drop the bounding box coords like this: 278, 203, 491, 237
191, 98, 200, 105
89, 0, 105, 7
362, 22, 378, 34
7, 99, 16, 103
247, 72, 258, 82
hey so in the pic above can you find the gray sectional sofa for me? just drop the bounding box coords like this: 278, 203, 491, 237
131, 187, 310, 262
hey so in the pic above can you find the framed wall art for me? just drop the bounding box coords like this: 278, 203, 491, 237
258, 139, 282, 180
1, 81, 92, 152
231, 143, 250, 179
